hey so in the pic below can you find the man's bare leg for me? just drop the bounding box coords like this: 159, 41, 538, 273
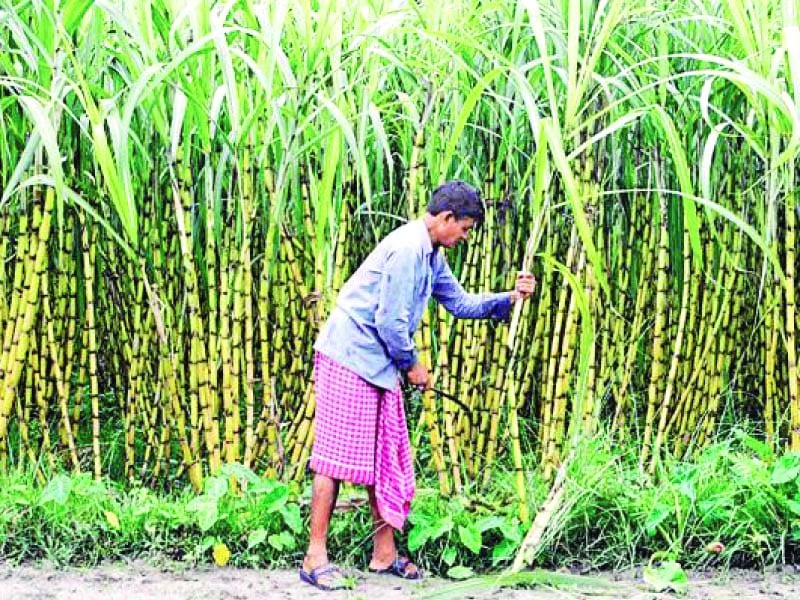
302, 473, 340, 583
367, 486, 419, 576
366, 485, 396, 568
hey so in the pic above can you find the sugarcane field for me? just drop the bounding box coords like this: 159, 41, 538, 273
2, 0, 800, 598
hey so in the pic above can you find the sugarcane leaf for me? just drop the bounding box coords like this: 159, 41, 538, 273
440, 66, 505, 178
650, 107, 701, 271
62, 0, 95, 35
520, 0, 560, 129
542, 118, 609, 295
16, 95, 66, 217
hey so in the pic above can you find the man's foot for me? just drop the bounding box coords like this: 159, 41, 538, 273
299, 563, 352, 591
368, 555, 423, 580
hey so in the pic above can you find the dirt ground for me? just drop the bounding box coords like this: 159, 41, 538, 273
1, 562, 799, 600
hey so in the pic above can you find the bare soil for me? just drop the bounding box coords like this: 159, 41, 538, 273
1, 562, 798, 600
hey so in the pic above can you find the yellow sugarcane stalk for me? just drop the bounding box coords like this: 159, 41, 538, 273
541, 225, 579, 476
80, 215, 102, 480
143, 267, 203, 491
546, 246, 585, 481
649, 224, 690, 474
171, 148, 220, 472
785, 190, 799, 450
0, 186, 54, 469
640, 192, 670, 471
41, 266, 80, 472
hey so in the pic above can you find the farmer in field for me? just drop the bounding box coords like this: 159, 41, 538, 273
299, 180, 536, 591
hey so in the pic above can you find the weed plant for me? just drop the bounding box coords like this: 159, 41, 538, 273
1, 431, 798, 574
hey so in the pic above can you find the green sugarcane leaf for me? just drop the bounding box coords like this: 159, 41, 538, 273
62, 0, 95, 35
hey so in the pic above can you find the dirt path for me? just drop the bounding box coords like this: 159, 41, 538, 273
1, 562, 798, 599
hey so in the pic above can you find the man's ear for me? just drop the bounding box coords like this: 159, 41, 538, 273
441, 211, 455, 222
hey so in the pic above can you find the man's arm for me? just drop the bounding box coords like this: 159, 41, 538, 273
433, 260, 536, 318
432, 259, 513, 319
375, 249, 419, 372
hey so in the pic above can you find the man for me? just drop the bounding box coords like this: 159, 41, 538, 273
299, 180, 536, 590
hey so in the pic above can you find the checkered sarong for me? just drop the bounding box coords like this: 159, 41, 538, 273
310, 352, 415, 529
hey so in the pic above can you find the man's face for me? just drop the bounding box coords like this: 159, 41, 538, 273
438, 214, 476, 248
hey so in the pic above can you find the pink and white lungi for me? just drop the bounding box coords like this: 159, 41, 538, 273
310, 352, 415, 530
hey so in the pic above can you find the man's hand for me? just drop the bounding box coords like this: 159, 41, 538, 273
406, 361, 430, 390
510, 271, 536, 303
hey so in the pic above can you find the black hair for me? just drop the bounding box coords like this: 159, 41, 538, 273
426, 180, 484, 225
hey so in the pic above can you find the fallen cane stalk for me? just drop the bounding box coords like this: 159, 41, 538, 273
510, 447, 574, 572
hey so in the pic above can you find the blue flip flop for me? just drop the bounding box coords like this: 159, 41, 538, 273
369, 555, 423, 580
299, 563, 350, 591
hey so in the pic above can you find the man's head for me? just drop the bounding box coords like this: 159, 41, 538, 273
425, 180, 483, 248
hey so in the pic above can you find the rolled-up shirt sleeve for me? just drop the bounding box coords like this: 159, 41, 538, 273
433, 260, 513, 320
375, 250, 418, 371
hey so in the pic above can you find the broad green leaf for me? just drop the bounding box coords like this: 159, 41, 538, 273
187, 496, 219, 532
458, 524, 482, 554
442, 546, 457, 566
446, 565, 474, 580
39, 475, 73, 506
643, 560, 688, 595
770, 455, 800, 485
678, 479, 696, 503
786, 500, 800, 517
475, 516, 506, 533
205, 476, 228, 500
279, 504, 302, 533
500, 520, 523, 544
428, 515, 454, 540
220, 463, 260, 484
407, 525, 431, 552
259, 485, 289, 512
277, 530, 296, 550
645, 505, 671, 537
735, 430, 775, 461
492, 538, 519, 565
268, 533, 285, 551
247, 529, 268, 549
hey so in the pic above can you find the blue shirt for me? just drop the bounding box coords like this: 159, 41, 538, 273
315, 218, 512, 390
